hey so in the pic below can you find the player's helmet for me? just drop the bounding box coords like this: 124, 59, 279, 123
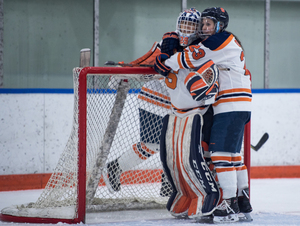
201, 7, 229, 36
176, 8, 201, 47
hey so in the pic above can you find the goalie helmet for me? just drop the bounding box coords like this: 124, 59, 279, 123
176, 8, 201, 47
201, 7, 229, 37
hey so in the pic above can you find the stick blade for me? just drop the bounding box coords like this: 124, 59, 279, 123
252, 133, 269, 151
105, 61, 117, 66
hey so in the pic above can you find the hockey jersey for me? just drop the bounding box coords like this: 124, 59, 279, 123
165, 31, 252, 115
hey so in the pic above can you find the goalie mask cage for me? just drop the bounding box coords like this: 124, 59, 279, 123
0, 67, 251, 224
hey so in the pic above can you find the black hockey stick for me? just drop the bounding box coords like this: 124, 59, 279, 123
105, 60, 154, 67
105, 60, 231, 72
251, 132, 269, 151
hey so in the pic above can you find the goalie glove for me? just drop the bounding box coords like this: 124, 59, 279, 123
154, 53, 171, 77
184, 60, 219, 101
161, 32, 180, 57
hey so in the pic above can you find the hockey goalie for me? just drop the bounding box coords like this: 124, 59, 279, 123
156, 57, 221, 220
102, 8, 221, 221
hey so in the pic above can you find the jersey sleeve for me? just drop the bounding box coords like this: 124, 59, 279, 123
165, 45, 205, 71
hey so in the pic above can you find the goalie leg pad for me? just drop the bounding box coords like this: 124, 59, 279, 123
188, 114, 220, 216
162, 113, 220, 218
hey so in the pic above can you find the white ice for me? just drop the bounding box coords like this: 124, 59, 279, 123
0, 178, 300, 226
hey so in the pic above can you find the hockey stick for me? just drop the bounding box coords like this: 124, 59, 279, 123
86, 79, 130, 203
251, 132, 269, 151
105, 60, 154, 67
105, 60, 230, 71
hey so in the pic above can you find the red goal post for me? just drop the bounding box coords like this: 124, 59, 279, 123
0, 66, 251, 224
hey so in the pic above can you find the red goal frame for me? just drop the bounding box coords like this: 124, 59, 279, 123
0, 67, 251, 224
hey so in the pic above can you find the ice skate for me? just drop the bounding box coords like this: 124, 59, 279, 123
238, 188, 253, 222
213, 197, 239, 223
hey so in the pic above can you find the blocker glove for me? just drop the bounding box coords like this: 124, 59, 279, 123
154, 53, 171, 77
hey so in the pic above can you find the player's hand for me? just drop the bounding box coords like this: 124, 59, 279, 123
154, 53, 171, 77
161, 32, 180, 57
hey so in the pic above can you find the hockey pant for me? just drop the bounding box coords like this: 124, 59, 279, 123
160, 113, 220, 218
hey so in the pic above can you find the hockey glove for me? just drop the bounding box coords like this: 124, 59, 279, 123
154, 53, 171, 77
161, 32, 180, 57
184, 60, 219, 101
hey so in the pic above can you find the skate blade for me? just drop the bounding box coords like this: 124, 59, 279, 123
238, 212, 253, 222
195, 215, 213, 224
213, 214, 239, 223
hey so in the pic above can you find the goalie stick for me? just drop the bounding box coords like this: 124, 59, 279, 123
105, 60, 230, 71
251, 132, 269, 151
105, 60, 154, 67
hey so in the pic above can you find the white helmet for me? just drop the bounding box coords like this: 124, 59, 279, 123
176, 8, 201, 47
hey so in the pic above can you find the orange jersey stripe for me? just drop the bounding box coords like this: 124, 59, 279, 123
213, 97, 252, 107
218, 88, 252, 96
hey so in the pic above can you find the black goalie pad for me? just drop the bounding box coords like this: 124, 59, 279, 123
189, 114, 220, 215
160, 114, 177, 211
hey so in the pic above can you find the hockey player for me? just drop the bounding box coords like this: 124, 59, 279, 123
102, 8, 209, 197
155, 7, 253, 223
154, 8, 221, 220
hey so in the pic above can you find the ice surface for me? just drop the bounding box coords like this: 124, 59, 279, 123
0, 178, 299, 226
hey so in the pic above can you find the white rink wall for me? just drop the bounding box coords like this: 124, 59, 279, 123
0, 92, 300, 175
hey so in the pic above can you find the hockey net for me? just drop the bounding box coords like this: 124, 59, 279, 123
0, 66, 251, 224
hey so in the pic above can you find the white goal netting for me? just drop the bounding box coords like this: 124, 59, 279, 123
0, 66, 251, 224
1, 67, 171, 223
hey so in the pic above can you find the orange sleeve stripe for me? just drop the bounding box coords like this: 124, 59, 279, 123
138, 95, 171, 109
141, 87, 170, 101
213, 34, 234, 51
213, 97, 252, 107
184, 51, 195, 69
177, 52, 184, 69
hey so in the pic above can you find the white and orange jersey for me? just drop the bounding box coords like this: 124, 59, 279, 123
165, 32, 252, 115
137, 78, 171, 117
163, 69, 214, 118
